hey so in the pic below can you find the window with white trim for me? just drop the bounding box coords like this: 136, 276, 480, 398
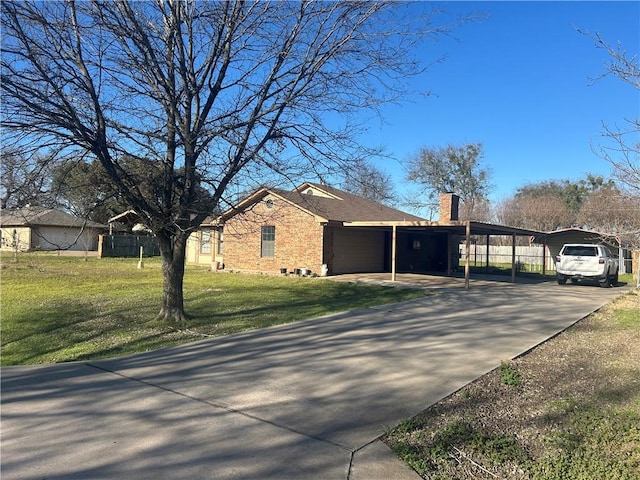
261, 226, 275, 258
200, 228, 211, 254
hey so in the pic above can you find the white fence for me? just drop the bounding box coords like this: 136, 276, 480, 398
461, 245, 554, 272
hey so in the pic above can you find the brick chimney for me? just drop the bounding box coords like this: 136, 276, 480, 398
439, 192, 460, 222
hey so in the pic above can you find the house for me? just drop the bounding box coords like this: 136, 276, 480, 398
189, 182, 459, 275
221, 182, 431, 275
188, 182, 545, 283
0, 207, 107, 252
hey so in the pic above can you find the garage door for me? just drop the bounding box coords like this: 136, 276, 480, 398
331, 228, 386, 274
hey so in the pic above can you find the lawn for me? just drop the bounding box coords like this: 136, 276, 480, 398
385, 288, 640, 479
1, 253, 427, 365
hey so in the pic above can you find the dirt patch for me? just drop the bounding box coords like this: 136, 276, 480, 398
385, 289, 640, 479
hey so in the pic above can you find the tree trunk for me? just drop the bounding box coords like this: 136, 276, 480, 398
157, 232, 189, 323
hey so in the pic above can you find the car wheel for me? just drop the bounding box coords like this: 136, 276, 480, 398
599, 275, 610, 288
557, 276, 567, 285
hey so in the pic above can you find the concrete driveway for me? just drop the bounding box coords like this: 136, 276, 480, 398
1, 280, 632, 479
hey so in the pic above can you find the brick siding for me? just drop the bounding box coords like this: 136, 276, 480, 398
223, 195, 324, 275
439, 193, 460, 222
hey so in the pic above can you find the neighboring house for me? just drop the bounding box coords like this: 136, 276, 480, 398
185, 216, 223, 268
0, 207, 107, 252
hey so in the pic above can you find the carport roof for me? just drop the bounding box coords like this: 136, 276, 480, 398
531, 227, 622, 245
343, 220, 546, 238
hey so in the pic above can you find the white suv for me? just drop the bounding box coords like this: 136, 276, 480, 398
555, 244, 619, 287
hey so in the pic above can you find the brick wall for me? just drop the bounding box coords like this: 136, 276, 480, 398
223, 194, 324, 275
439, 193, 460, 222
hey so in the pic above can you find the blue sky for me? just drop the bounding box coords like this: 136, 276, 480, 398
362, 1, 639, 206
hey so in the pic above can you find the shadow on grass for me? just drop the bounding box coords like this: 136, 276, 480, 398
184, 282, 427, 331
2, 280, 426, 365
1, 299, 163, 365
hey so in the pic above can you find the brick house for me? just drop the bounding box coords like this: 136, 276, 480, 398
189, 182, 470, 276
221, 182, 430, 275
188, 182, 553, 284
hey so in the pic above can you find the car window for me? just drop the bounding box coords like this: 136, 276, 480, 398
563, 246, 597, 256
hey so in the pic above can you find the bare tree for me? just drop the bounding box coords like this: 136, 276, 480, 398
581, 31, 640, 252
585, 32, 640, 196
340, 159, 397, 206
405, 142, 491, 220
2, 1, 459, 322
497, 174, 616, 231
578, 187, 640, 248
0, 149, 58, 209
496, 195, 573, 232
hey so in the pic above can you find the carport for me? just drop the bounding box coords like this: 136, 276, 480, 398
533, 227, 630, 275
343, 219, 546, 289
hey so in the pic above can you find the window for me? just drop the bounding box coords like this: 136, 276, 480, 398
261, 226, 275, 258
217, 228, 224, 254
563, 246, 597, 257
200, 228, 211, 254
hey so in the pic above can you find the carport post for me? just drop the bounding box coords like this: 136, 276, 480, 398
542, 237, 547, 276
391, 225, 397, 282
485, 234, 490, 273
446, 232, 452, 275
511, 232, 516, 283
464, 221, 471, 289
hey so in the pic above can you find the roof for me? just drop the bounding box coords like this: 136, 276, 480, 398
0, 207, 107, 229
219, 182, 546, 238
222, 182, 426, 224
345, 219, 546, 238
108, 210, 139, 224
532, 227, 624, 248
544, 227, 618, 238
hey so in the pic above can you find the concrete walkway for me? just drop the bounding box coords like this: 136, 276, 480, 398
1, 280, 632, 479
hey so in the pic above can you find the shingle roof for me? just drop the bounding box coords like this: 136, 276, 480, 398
0, 207, 107, 229
224, 182, 425, 224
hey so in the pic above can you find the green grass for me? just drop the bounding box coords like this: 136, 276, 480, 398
385, 289, 640, 479
1, 253, 427, 365
535, 403, 640, 480
390, 417, 530, 477
499, 361, 523, 388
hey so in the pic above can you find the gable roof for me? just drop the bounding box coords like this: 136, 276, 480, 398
108, 209, 140, 224
1, 207, 107, 229
221, 182, 425, 224
532, 227, 626, 248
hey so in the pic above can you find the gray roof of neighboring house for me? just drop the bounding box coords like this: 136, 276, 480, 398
0, 207, 107, 229
223, 182, 425, 224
